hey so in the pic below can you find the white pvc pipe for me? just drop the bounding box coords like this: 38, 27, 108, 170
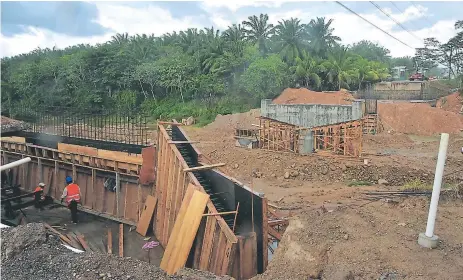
425, 133, 449, 237
0, 157, 31, 172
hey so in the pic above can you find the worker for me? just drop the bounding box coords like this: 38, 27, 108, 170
34, 182, 46, 210
60, 176, 81, 224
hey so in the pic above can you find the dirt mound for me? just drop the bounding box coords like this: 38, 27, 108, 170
378, 102, 463, 136
256, 198, 463, 279
273, 88, 354, 105
205, 109, 260, 131
437, 92, 462, 114
1, 115, 29, 133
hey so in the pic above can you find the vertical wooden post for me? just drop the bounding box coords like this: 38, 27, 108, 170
38, 158, 43, 183
119, 224, 124, 257
91, 169, 96, 209
54, 161, 58, 198
115, 172, 120, 217
262, 197, 269, 272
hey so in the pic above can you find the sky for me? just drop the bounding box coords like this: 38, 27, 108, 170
0, 1, 461, 58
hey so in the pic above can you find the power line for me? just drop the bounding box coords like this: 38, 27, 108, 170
370, 1, 423, 42
390, 1, 403, 13
335, 1, 414, 49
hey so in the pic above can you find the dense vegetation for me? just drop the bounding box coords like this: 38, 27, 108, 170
1, 15, 462, 124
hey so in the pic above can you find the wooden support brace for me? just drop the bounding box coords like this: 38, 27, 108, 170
168, 141, 200, 144
232, 202, 240, 233
119, 224, 124, 257
268, 219, 289, 227
202, 210, 237, 217
44, 223, 72, 245
183, 163, 226, 172
267, 226, 283, 241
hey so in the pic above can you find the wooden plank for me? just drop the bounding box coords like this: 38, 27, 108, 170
199, 216, 217, 270
240, 233, 258, 279
183, 163, 226, 172
107, 229, 113, 254
119, 224, 124, 257
58, 143, 98, 157
75, 234, 92, 251
158, 121, 184, 126
67, 233, 84, 251
136, 195, 157, 236
160, 185, 209, 275
97, 149, 143, 165
44, 223, 72, 245
162, 147, 175, 244
202, 211, 237, 217
168, 141, 200, 144
267, 226, 282, 241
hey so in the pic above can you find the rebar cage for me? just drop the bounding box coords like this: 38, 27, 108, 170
10, 105, 149, 146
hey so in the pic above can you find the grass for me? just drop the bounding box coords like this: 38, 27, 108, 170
400, 179, 459, 193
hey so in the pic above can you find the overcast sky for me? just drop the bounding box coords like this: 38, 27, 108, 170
1, 1, 461, 58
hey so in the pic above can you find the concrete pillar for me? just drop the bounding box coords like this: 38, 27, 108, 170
352, 101, 363, 120
261, 99, 272, 117
298, 131, 314, 155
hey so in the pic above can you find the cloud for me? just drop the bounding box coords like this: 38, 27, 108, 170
1, 2, 204, 57
200, 1, 283, 13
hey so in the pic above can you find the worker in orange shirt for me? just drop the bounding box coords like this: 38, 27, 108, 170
34, 182, 46, 210
60, 176, 81, 224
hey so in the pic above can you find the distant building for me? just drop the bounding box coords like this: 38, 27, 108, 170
391, 66, 407, 80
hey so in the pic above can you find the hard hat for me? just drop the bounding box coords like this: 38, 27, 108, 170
38, 182, 45, 187
65, 176, 73, 184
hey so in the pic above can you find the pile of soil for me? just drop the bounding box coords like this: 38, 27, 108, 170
378, 103, 463, 136
273, 88, 354, 105
1, 223, 231, 280
1, 115, 29, 133
205, 109, 260, 131
437, 92, 462, 114
255, 198, 463, 280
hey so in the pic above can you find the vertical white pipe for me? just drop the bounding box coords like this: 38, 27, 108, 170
425, 133, 449, 237
0, 157, 31, 172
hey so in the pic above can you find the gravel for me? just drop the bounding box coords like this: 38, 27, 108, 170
1, 223, 231, 280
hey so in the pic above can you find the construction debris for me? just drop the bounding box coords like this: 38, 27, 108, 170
1, 223, 230, 280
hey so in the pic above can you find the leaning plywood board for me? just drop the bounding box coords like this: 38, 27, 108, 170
136, 195, 157, 236
160, 184, 209, 275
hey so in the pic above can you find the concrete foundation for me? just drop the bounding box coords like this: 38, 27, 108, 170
261, 99, 363, 128
418, 232, 439, 249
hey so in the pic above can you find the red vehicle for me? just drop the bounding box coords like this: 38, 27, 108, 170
409, 72, 428, 81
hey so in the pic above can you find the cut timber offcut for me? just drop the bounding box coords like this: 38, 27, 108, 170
160, 184, 209, 275
136, 195, 157, 236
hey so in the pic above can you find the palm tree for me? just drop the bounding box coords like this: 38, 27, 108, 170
111, 33, 129, 45
242, 14, 274, 54
272, 18, 306, 65
321, 46, 356, 90
223, 24, 246, 56
306, 17, 341, 58
178, 28, 200, 53
290, 51, 322, 90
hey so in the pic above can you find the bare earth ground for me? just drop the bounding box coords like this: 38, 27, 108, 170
179, 108, 463, 280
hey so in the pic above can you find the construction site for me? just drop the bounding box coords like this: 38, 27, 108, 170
1, 80, 463, 280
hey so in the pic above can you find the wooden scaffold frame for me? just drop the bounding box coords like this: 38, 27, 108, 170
311, 120, 363, 157
258, 117, 308, 154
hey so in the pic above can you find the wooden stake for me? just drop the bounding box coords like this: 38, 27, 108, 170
107, 229, 112, 254
183, 163, 226, 172
119, 224, 124, 257
232, 202, 240, 233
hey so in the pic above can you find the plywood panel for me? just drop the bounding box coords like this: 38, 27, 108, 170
97, 149, 142, 165
58, 143, 98, 157
160, 185, 209, 275
136, 195, 157, 236
1, 136, 26, 143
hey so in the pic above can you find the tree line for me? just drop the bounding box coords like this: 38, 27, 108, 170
1, 14, 461, 124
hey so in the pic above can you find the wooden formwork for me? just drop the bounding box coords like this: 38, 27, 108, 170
155, 123, 238, 276
0, 140, 152, 224
312, 120, 363, 157
156, 122, 268, 278
258, 117, 306, 153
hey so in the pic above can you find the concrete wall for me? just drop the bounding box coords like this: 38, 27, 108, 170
261, 99, 363, 128
355, 81, 450, 100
